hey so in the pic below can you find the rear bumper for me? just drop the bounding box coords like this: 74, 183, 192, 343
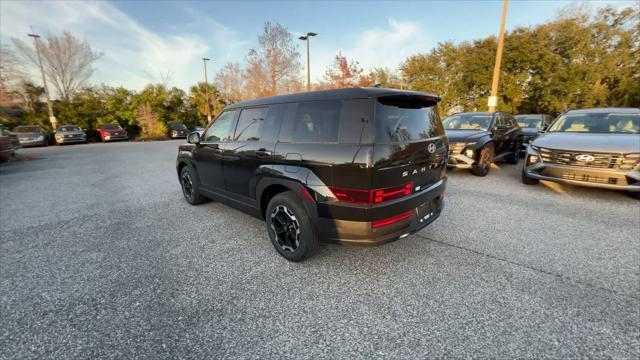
103, 134, 128, 141
18, 139, 47, 146
523, 159, 640, 192
316, 179, 446, 245
57, 137, 85, 144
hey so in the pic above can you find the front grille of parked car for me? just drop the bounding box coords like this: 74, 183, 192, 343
561, 173, 618, 185
538, 148, 633, 169
448, 143, 465, 154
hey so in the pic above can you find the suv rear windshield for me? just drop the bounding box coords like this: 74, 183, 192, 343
375, 96, 442, 143
101, 124, 122, 130
15, 126, 40, 133
60, 126, 81, 132
548, 112, 639, 134
442, 113, 492, 131
170, 123, 187, 130
515, 115, 544, 129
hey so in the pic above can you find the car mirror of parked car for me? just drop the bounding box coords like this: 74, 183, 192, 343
187, 132, 201, 144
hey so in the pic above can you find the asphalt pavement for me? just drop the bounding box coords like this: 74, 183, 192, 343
1, 140, 638, 359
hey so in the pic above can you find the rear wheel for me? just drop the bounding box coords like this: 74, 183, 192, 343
180, 166, 206, 205
629, 192, 640, 200
471, 143, 494, 177
266, 191, 318, 262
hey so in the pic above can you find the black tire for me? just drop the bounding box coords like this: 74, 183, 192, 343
629, 191, 640, 200
505, 141, 520, 164
521, 165, 539, 185
180, 165, 206, 205
266, 191, 319, 262
471, 143, 494, 177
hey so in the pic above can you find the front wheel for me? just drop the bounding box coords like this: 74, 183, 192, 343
471, 144, 494, 177
180, 166, 206, 205
266, 191, 319, 262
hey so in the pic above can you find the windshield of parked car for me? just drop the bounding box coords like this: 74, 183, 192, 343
60, 126, 81, 132
375, 96, 442, 143
442, 114, 492, 131
515, 115, 544, 129
547, 112, 640, 134
170, 123, 188, 130
101, 124, 122, 130
15, 126, 40, 133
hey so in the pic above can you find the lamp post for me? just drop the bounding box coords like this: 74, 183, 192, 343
202, 57, 211, 122
298, 32, 317, 91
28, 33, 57, 129
488, 0, 508, 112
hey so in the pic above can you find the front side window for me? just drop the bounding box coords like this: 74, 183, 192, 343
234, 107, 269, 141
548, 112, 639, 134
516, 115, 544, 129
442, 113, 492, 131
375, 96, 441, 143
170, 123, 187, 131
204, 110, 238, 142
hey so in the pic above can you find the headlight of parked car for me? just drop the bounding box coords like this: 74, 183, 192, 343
37, 135, 44, 141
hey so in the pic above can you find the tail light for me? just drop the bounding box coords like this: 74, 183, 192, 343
372, 210, 413, 228
329, 182, 413, 205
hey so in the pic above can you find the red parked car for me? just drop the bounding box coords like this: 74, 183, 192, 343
97, 124, 128, 142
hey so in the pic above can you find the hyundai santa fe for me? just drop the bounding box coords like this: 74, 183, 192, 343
176, 88, 448, 261
522, 108, 640, 198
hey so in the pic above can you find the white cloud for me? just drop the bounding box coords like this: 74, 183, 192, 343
0, 0, 249, 92
306, 18, 431, 82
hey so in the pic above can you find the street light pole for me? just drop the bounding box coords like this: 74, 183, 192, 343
298, 32, 317, 91
488, 0, 508, 112
202, 57, 211, 122
28, 33, 57, 129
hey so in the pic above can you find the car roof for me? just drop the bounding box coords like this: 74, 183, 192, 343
224, 87, 440, 110
448, 112, 494, 116
566, 108, 640, 114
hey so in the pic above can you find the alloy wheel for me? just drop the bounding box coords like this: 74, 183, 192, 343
181, 171, 194, 201
270, 205, 300, 252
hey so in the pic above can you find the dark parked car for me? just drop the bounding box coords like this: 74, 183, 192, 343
169, 123, 189, 138
515, 114, 554, 151
14, 125, 49, 147
522, 108, 640, 198
97, 124, 128, 142
0, 126, 21, 161
443, 111, 522, 176
176, 88, 448, 261
54, 125, 86, 144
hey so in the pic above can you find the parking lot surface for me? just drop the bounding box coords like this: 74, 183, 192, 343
1, 141, 638, 359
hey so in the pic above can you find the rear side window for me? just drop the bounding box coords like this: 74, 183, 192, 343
279, 100, 371, 144
292, 100, 340, 143
374, 97, 442, 143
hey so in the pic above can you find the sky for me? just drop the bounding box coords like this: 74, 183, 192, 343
0, 0, 635, 93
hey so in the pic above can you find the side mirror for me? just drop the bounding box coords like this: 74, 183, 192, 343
187, 131, 201, 144
539, 124, 549, 133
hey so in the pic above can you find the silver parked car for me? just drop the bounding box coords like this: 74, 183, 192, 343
14, 125, 50, 147
54, 125, 87, 144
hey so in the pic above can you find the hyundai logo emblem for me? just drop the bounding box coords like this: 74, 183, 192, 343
575, 154, 595, 162
428, 143, 437, 153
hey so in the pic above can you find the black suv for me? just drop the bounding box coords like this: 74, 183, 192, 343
176, 88, 448, 261
522, 108, 640, 198
443, 112, 522, 176
515, 114, 554, 152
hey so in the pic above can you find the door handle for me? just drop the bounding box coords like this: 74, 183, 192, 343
256, 149, 272, 157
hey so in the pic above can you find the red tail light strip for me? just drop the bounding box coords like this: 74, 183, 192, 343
371, 210, 414, 229
329, 182, 413, 205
